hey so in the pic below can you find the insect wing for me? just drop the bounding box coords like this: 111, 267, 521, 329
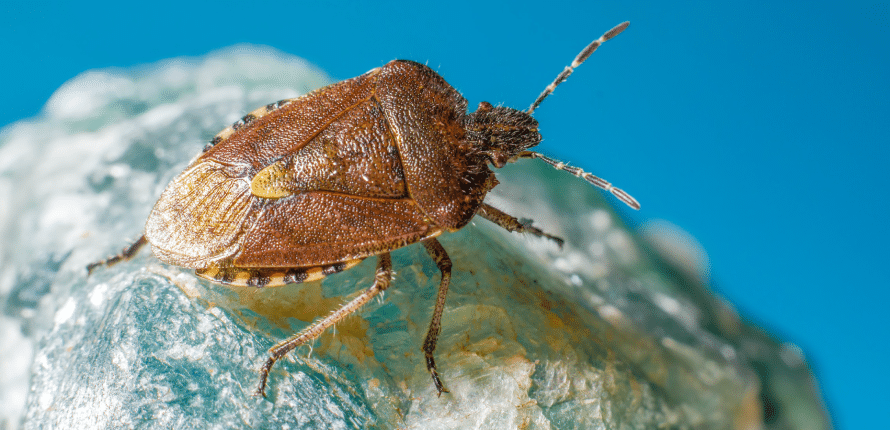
145, 159, 252, 268
233, 191, 438, 267
147, 64, 443, 269
249, 95, 408, 200
204, 68, 381, 170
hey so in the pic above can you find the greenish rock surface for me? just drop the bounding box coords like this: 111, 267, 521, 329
0, 46, 831, 429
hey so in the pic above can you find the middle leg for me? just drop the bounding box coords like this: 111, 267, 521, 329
421, 238, 452, 396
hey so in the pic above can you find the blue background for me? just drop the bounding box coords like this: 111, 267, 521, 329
2, 1, 887, 427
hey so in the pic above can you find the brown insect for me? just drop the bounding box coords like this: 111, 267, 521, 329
88, 22, 639, 398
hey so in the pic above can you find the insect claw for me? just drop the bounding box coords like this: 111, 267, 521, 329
256, 357, 275, 398
86, 261, 101, 276
254, 386, 267, 398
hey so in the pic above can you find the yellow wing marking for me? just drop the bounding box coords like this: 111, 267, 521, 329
250, 159, 293, 199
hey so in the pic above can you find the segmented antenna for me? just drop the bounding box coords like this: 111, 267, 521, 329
520, 151, 640, 210
521, 22, 639, 209
527, 21, 629, 114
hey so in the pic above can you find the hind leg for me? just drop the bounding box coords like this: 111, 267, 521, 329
255, 253, 393, 397
86, 235, 148, 274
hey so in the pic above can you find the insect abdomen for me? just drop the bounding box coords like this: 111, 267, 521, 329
196, 260, 363, 287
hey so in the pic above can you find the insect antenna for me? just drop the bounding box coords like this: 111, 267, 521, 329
519, 151, 640, 210
521, 22, 637, 209
527, 21, 629, 115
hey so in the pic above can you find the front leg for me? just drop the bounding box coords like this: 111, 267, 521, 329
476, 203, 565, 247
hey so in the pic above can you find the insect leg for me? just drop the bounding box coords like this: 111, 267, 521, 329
86, 235, 148, 275
256, 253, 393, 397
420, 238, 452, 396
476, 203, 565, 247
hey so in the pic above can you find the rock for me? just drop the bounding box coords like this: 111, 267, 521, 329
0, 46, 831, 430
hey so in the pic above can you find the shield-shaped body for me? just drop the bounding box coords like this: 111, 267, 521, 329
145, 60, 496, 286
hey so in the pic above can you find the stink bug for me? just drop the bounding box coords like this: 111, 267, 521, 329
88, 22, 639, 398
